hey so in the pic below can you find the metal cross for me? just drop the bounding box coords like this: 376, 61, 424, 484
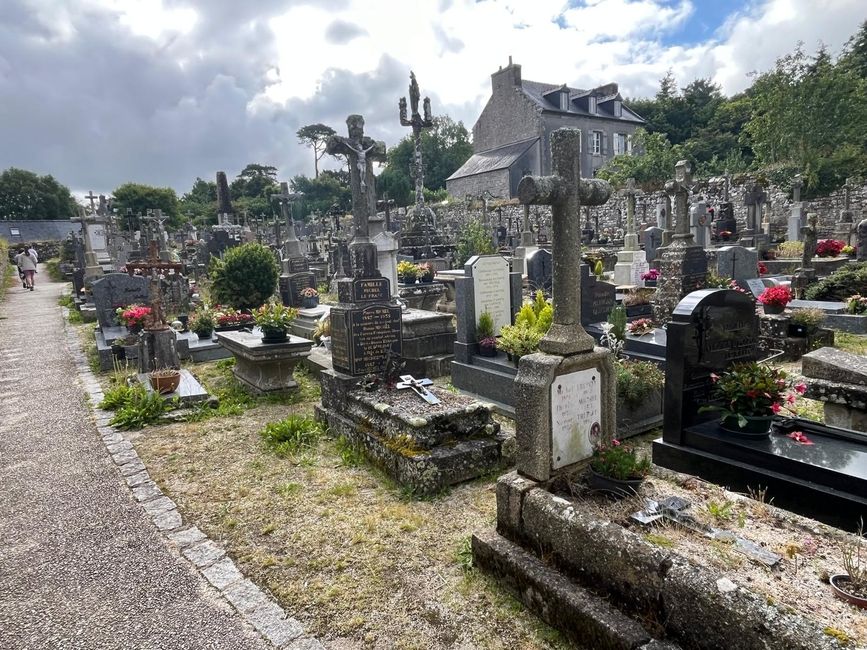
395, 374, 440, 405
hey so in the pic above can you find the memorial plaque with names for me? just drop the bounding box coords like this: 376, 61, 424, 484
338, 277, 391, 303
679, 247, 708, 295
287, 257, 310, 273
551, 368, 602, 469
746, 278, 766, 298
469, 255, 511, 334
580, 265, 616, 326
330, 304, 402, 376
86, 223, 107, 252
280, 272, 316, 307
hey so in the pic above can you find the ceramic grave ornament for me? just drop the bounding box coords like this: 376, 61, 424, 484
514, 127, 617, 482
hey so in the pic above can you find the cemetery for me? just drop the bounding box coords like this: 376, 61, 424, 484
2, 11, 867, 649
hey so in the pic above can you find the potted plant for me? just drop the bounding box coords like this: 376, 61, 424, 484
758, 285, 792, 315
623, 288, 654, 317
189, 309, 215, 340
701, 362, 806, 437
847, 294, 867, 315
588, 439, 651, 497
830, 521, 867, 610
842, 245, 857, 258
593, 260, 604, 280
397, 260, 419, 284
477, 311, 497, 357
254, 301, 297, 343
497, 323, 543, 365
213, 305, 255, 330
418, 262, 435, 283
627, 318, 655, 337
641, 268, 660, 287
300, 286, 319, 309
788, 308, 825, 337
117, 304, 152, 334
816, 239, 845, 258
313, 316, 332, 350
149, 367, 182, 394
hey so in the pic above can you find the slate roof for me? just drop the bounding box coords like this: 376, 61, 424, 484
520, 79, 644, 123
0, 220, 80, 242
446, 138, 538, 181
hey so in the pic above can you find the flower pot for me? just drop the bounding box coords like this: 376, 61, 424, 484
478, 344, 497, 357
398, 275, 416, 285
830, 574, 867, 609
720, 414, 774, 438
588, 467, 644, 497
178, 314, 189, 331
110, 344, 125, 360
788, 323, 808, 337
261, 327, 288, 344
420, 276, 433, 284
643, 279, 657, 287
301, 296, 319, 309
149, 371, 181, 394
196, 330, 213, 340
762, 303, 785, 315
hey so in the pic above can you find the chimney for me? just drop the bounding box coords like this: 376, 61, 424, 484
491, 56, 521, 94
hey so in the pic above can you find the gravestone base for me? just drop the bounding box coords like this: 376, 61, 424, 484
451, 351, 519, 417
138, 328, 180, 373
399, 308, 456, 379
316, 369, 508, 495
758, 314, 834, 361
217, 329, 314, 394
652, 242, 707, 324
397, 282, 445, 311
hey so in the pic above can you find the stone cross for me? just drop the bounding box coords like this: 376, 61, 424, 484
666, 160, 694, 242
623, 178, 638, 251
801, 213, 818, 269
326, 115, 387, 243
722, 171, 730, 202
399, 72, 434, 213
85, 191, 98, 215
272, 182, 303, 245
792, 174, 803, 203
518, 128, 611, 356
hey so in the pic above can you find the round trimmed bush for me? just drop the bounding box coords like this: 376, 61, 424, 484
803, 262, 867, 301
209, 243, 279, 311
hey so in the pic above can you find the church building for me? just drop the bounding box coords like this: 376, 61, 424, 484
446, 58, 645, 199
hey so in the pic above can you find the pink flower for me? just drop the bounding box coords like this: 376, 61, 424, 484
710, 373, 720, 383
787, 431, 814, 445
771, 403, 782, 414
612, 439, 621, 447
786, 394, 796, 405
794, 382, 807, 395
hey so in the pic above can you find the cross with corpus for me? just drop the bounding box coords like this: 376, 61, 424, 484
399, 72, 434, 212
666, 160, 694, 242
84, 191, 98, 215
396, 374, 440, 405
272, 182, 303, 244
326, 115, 386, 243
518, 128, 611, 356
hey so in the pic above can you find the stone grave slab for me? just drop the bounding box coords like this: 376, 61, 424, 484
469, 254, 512, 334
136, 369, 209, 405
716, 245, 758, 282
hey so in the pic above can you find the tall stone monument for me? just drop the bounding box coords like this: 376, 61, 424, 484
791, 213, 819, 299
739, 180, 766, 248
653, 161, 708, 324
835, 177, 856, 245
713, 172, 737, 239
656, 193, 673, 247
215, 171, 234, 224
690, 195, 711, 248
326, 115, 402, 375
513, 128, 616, 481
787, 174, 806, 241
613, 178, 647, 286
273, 182, 315, 307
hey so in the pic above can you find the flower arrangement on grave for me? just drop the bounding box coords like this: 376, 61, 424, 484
622, 288, 654, 307
616, 360, 665, 409
397, 260, 419, 283
300, 287, 318, 298
313, 316, 332, 349
815, 239, 845, 258
300, 286, 319, 308
702, 362, 806, 435
777, 240, 804, 259
705, 271, 733, 289
417, 262, 435, 282
789, 308, 825, 336
189, 307, 215, 339
641, 268, 660, 282
847, 294, 867, 315
588, 439, 651, 495
477, 311, 497, 357
757, 286, 792, 313
842, 245, 857, 257
117, 304, 152, 332
210, 305, 255, 329
254, 301, 297, 342
627, 318, 655, 336
757, 262, 769, 275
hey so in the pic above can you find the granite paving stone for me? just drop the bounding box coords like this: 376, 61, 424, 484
124, 470, 152, 488
0, 280, 268, 649
224, 579, 270, 614
168, 526, 208, 548
183, 540, 227, 568
152, 508, 184, 532
202, 557, 245, 590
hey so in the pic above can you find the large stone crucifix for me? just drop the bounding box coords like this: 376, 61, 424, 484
326, 115, 386, 243
272, 181, 304, 257
623, 177, 638, 251
667, 160, 694, 243
399, 72, 434, 213
84, 191, 98, 216
518, 128, 611, 356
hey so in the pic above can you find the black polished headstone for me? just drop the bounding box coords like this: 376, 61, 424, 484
580, 264, 616, 326
526, 248, 553, 294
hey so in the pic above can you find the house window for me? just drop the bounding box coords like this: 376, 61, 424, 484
626, 134, 633, 154
588, 96, 597, 114
10, 228, 20, 236
592, 131, 602, 155
614, 133, 627, 155
560, 92, 569, 111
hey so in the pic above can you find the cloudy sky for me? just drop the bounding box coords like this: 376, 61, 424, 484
0, 0, 863, 199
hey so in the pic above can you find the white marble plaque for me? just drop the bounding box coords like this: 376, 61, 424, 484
551, 368, 602, 470
471, 255, 511, 334
86, 223, 107, 253
746, 278, 766, 298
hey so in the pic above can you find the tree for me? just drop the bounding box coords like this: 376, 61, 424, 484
230, 163, 278, 200
112, 183, 181, 229
377, 116, 472, 206
289, 170, 351, 218
297, 124, 337, 178
597, 129, 689, 187
0, 168, 78, 220
455, 219, 495, 267
179, 177, 217, 226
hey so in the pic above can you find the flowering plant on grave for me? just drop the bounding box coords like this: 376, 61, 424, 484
590, 439, 651, 481
641, 268, 660, 281
757, 286, 792, 308
627, 318, 655, 336
211, 304, 255, 328
702, 362, 806, 424
758, 262, 769, 275
842, 245, 856, 257
478, 336, 497, 350
117, 304, 152, 329
719, 230, 732, 239
417, 262, 435, 280
300, 287, 319, 298
815, 239, 845, 258
847, 294, 867, 315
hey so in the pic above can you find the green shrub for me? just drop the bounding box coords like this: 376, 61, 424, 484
607, 305, 627, 341
777, 240, 804, 259
109, 386, 172, 430
455, 219, 495, 267
209, 243, 279, 311
477, 311, 494, 339
101, 382, 139, 410
260, 415, 323, 456
804, 262, 867, 301
616, 360, 665, 409
44, 258, 64, 282
497, 323, 543, 358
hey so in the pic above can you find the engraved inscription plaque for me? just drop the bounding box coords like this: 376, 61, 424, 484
551, 368, 602, 470
470, 255, 511, 334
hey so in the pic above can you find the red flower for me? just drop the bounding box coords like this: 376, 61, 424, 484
787, 431, 814, 445
757, 262, 768, 275
815, 239, 845, 258
771, 403, 782, 414
758, 286, 792, 308
794, 382, 807, 395
746, 389, 759, 398
612, 439, 621, 447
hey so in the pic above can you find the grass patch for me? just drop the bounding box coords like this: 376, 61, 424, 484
44, 257, 65, 282
335, 435, 366, 468
260, 414, 324, 456
58, 294, 75, 308
835, 332, 867, 355
108, 385, 176, 430
645, 533, 674, 548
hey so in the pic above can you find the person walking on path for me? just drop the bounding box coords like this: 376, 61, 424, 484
13, 248, 37, 291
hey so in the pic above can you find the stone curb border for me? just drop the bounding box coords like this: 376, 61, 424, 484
61, 308, 322, 650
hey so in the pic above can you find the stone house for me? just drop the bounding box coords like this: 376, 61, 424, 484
446, 58, 645, 199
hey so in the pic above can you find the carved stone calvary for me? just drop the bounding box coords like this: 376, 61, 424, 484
517, 128, 611, 356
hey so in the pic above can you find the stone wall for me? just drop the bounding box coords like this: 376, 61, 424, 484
437, 178, 867, 242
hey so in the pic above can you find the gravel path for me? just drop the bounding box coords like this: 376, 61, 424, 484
0, 280, 270, 650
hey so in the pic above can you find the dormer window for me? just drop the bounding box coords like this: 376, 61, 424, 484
613, 100, 622, 117
560, 92, 569, 111
588, 96, 597, 114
